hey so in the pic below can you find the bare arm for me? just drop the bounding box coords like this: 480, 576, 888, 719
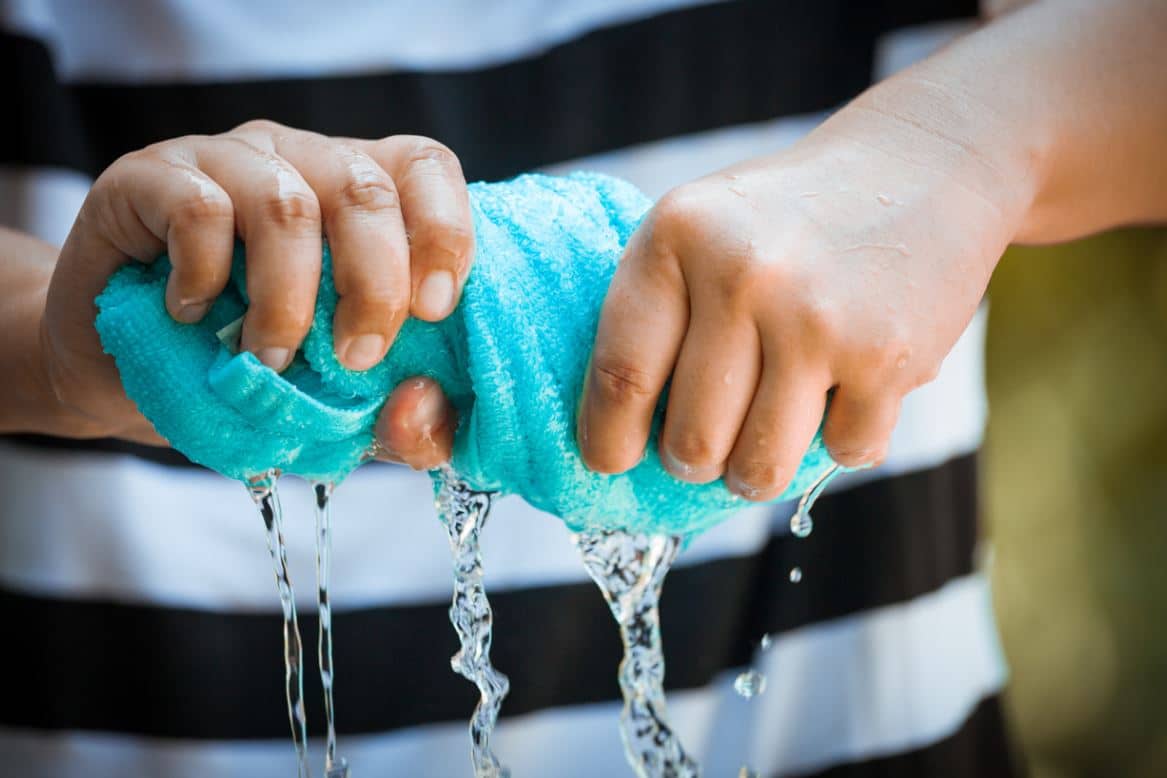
0, 227, 81, 436
859, 0, 1167, 243
580, 0, 1167, 491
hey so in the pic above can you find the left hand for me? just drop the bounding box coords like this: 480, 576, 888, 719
576, 103, 1031, 500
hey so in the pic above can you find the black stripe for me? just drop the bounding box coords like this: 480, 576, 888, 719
786, 694, 1025, 778
3, 0, 976, 182
0, 454, 979, 738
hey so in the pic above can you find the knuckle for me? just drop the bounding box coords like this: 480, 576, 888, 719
336, 175, 400, 213
404, 139, 462, 171
250, 300, 314, 340
232, 118, 284, 136
801, 299, 843, 344
590, 358, 657, 405
170, 191, 233, 229
650, 185, 705, 245
259, 191, 320, 231
411, 219, 474, 270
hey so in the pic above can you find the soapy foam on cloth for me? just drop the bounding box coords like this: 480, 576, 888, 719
95, 172, 837, 537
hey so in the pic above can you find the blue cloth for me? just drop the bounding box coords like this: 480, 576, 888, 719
96, 172, 836, 535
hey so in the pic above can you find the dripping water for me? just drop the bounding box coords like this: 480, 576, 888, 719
434, 466, 512, 778
312, 481, 349, 778
248, 471, 310, 778
574, 529, 700, 778
789, 463, 842, 539
734, 467, 841, 776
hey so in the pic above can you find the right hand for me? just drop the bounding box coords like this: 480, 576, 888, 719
40, 120, 470, 468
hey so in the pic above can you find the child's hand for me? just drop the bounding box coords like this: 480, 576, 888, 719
578, 108, 1032, 500
41, 120, 470, 467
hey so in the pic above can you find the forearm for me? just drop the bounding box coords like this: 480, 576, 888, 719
835, 0, 1167, 244
0, 227, 73, 435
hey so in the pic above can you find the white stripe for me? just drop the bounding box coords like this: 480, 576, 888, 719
0, 304, 982, 611
0, 164, 89, 246
2, 0, 724, 83
0, 573, 1005, 777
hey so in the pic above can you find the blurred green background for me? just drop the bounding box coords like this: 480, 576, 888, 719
985, 228, 1167, 778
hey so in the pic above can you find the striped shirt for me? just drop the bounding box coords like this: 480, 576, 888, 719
0, 2, 1019, 776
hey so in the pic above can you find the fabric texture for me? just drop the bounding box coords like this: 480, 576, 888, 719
96, 172, 834, 534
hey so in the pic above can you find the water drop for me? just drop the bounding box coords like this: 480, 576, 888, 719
734, 669, 768, 699
789, 566, 803, 583
575, 530, 699, 778
759, 633, 773, 651
790, 463, 842, 538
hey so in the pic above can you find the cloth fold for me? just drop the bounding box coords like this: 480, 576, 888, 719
96, 172, 835, 535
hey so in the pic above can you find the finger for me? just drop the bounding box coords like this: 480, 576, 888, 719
659, 315, 761, 484
578, 229, 688, 474
820, 385, 901, 467
374, 376, 456, 470
47, 149, 237, 421
360, 136, 474, 321
195, 136, 322, 371
269, 133, 410, 370
725, 362, 829, 502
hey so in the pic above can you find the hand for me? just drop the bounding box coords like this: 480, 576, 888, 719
40, 120, 466, 468
578, 105, 1031, 500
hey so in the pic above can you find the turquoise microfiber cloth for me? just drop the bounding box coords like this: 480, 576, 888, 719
96, 172, 836, 536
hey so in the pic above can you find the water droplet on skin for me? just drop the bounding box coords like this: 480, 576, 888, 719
789, 567, 803, 583
896, 355, 909, 370
734, 669, 768, 699
722, 371, 733, 385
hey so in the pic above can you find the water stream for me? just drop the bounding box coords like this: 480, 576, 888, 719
311, 481, 350, 778
434, 467, 512, 778
574, 529, 700, 778
248, 471, 311, 778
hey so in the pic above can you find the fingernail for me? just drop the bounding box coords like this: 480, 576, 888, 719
342, 333, 386, 371
725, 473, 762, 500
415, 271, 456, 319
256, 347, 291, 372
175, 301, 210, 324
661, 448, 721, 483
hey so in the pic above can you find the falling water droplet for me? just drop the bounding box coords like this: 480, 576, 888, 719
789, 566, 803, 583
759, 633, 773, 651
575, 530, 700, 778
733, 669, 768, 699
790, 464, 842, 539
435, 467, 511, 778
247, 471, 310, 778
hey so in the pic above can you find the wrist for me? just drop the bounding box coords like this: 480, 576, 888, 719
0, 231, 91, 437
843, 69, 1047, 248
